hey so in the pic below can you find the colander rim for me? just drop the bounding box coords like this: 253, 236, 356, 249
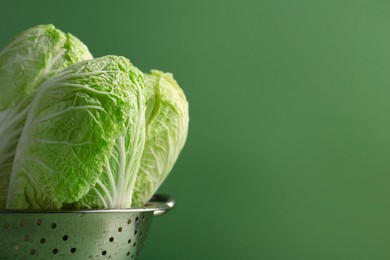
0, 194, 174, 215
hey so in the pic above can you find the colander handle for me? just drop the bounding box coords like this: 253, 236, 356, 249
150, 194, 175, 216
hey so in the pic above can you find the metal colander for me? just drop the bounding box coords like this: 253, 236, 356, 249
0, 194, 174, 260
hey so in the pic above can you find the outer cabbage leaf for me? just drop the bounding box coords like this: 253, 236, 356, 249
0, 24, 92, 111
0, 24, 92, 208
6, 56, 139, 209
132, 70, 189, 207
78, 66, 146, 209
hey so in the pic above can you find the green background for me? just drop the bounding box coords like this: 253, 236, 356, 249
2, 0, 390, 259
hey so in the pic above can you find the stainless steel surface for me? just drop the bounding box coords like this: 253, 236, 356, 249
0, 195, 174, 259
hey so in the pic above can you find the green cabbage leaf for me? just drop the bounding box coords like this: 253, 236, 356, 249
6, 55, 142, 209
132, 70, 189, 207
0, 24, 92, 208
77, 61, 146, 209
